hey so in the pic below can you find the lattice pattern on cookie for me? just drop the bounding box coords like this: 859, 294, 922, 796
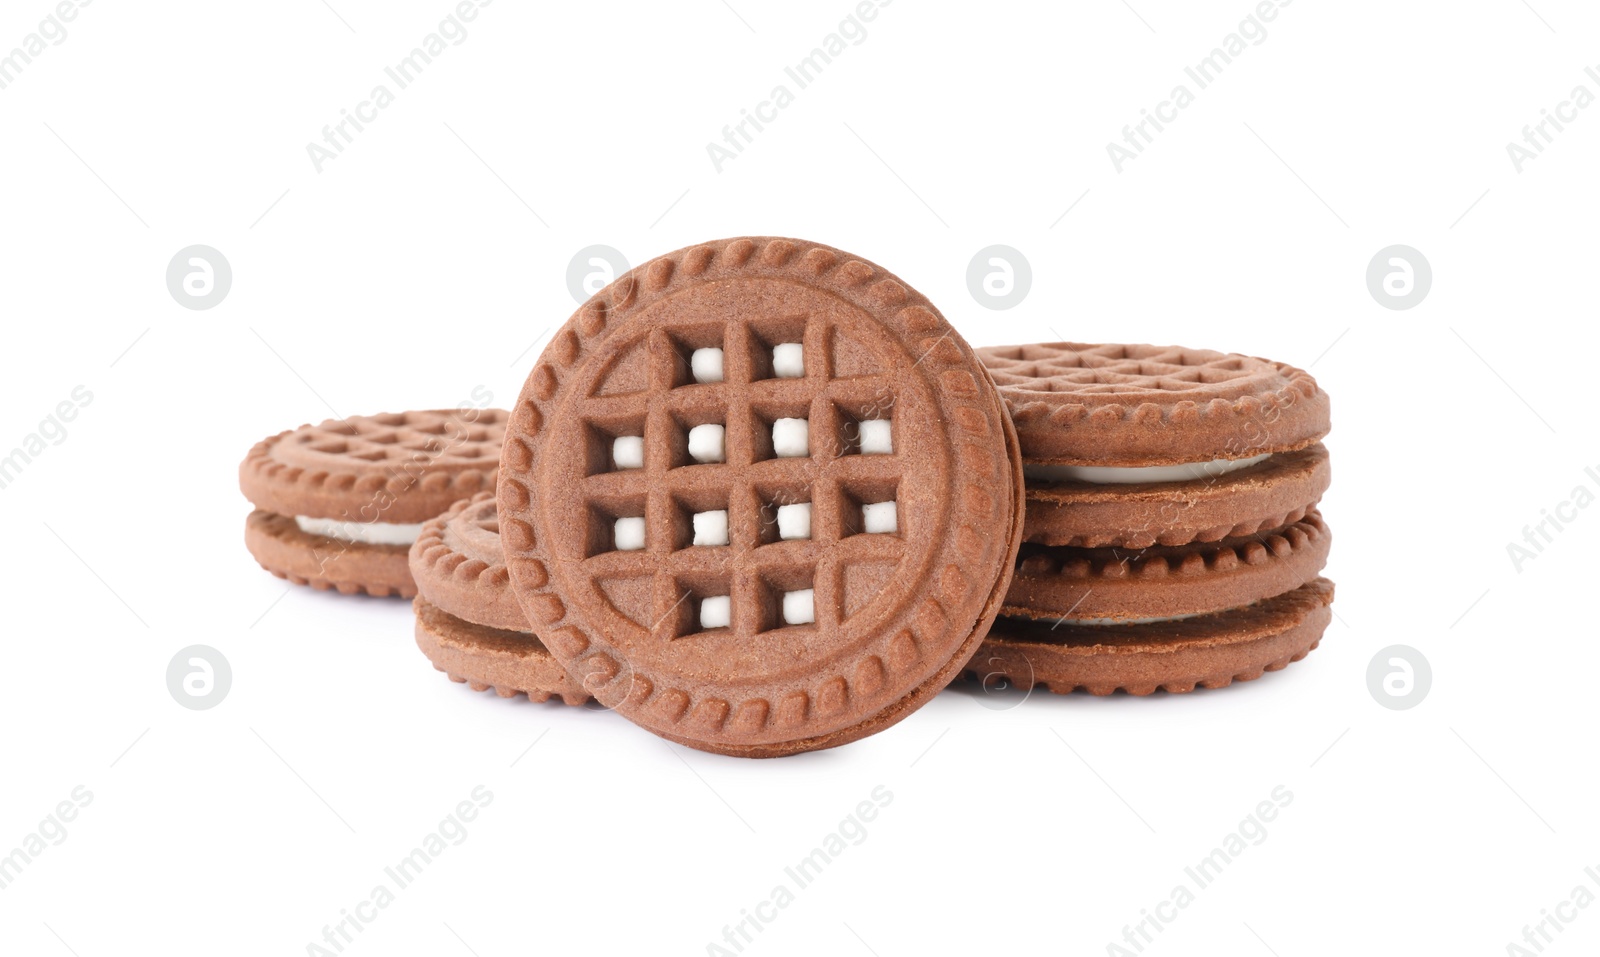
569, 314, 907, 640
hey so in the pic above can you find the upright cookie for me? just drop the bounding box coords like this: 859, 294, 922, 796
240, 409, 506, 597
499, 237, 1024, 757
410, 494, 590, 704
979, 342, 1331, 548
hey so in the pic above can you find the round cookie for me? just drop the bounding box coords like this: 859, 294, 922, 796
980, 342, 1330, 466
414, 600, 591, 705
1004, 510, 1331, 623
970, 578, 1335, 696
240, 409, 506, 597
1022, 444, 1331, 548
410, 494, 590, 704
979, 343, 1331, 549
410, 493, 526, 631
498, 236, 1025, 758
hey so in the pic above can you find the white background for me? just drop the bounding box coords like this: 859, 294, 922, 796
2, 1, 1596, 954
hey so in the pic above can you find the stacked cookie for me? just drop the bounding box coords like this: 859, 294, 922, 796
410, 493, 591, 705
239, 409, 506, 596
969, 343, 1335, 695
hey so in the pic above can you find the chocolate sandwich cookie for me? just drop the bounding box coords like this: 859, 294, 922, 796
979, 342, 1331, 548
240, 409, 506, 597
498, 236, 1024, 757
973, 578, 1334, 696
966, 342, 1335, 696
410, 494, 590, 704
1004, 509, 1330, 623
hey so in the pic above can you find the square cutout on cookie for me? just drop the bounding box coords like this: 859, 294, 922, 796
613, 516, 647, 551
771, 418, 809, 458
686, 423, 726, 464
698, 595, 732, 630
862, 500, 898, 534
690, 347, 724, 384
692, 509, 729, 547
612, 435, 645, 470
776, 502, 812, 541
772, 343, 804, 378
858, 419, 892, 455
782, 588, 815, 625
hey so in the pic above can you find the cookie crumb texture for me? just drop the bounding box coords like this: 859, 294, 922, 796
499, 237, 1024, 757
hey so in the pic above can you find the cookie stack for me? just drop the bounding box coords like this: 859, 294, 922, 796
409, 493, 591, 705
239, 410, 506, 596
969, 343, 1335, 695
236, 238, 1337, 757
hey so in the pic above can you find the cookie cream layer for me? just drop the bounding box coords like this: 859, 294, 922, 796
1023, 453, 1271, 485
295, 515, 425, 546
1054, 612, 1205, 626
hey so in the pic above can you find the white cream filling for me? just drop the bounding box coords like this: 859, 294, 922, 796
1024, 453, 1271, 485
1057, 611, 1206, 627
295, 515, 425, 546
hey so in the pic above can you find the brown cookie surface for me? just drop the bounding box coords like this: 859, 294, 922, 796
1023, 444, 1331, 548
1004, 510, 1331, 622
979, 343, 1330, 467
498, 236, 1024, 758
971, 577, 1334, 696
414, 598, 590, 705
246, 509, 415, 597
239, 409, 506, 596
409, 492, 526, 632
240, 409, 506, 522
